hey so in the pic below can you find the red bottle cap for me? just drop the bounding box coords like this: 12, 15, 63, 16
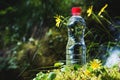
71, 7, 82, 15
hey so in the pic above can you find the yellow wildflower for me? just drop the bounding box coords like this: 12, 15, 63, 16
54, 15, 63, 27
90, 59, 102, 70
87, 6, 93, 17
98, 4, 108, 16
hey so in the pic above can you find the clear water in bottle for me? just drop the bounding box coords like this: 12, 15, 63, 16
66, 7, 86, 65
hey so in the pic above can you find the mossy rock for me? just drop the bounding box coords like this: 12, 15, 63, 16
16, 27, 67, 69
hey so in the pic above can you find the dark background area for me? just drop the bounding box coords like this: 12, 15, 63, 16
0, 0, 120, 80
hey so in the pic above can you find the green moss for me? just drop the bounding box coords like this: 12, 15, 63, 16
33, 60, 120, 80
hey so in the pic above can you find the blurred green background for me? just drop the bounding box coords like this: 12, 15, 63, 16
0, 0, 120, 80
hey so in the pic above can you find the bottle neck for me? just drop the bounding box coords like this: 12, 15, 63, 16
72, 13, 81, 16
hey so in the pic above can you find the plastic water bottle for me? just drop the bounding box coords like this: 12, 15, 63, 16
66, 7, 86, 65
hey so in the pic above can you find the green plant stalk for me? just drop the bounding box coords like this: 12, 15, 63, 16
92, 13, 113, 40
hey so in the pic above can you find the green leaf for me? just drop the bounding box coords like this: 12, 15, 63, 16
54, 62, 64, 67
47, 72, 56, 80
